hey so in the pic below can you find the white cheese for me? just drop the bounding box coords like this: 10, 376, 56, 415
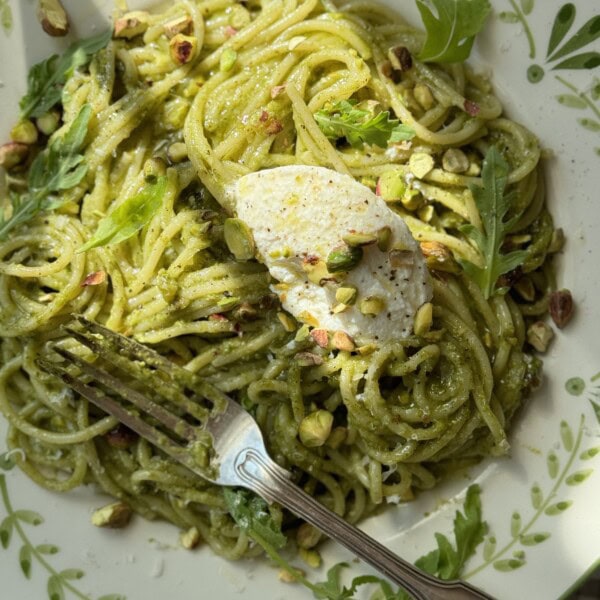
228, 166, 432, 345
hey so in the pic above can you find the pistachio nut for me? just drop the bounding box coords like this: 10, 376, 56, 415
326, 244, 363, 273
223, 218, 255, 260
298, 410, 334, 447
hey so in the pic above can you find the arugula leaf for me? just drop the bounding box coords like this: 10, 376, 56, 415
0, 104, 92, 241
314, 100, 414, 149
79, 176, 168, 252
459, 146, 527, 299
415, 484, 487, 580
20, 29, 111, 119
416, 0, 491, 63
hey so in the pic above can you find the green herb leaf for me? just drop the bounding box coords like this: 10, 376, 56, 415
20, 29, 111, 119
314, 100, 414, 149
458, 146, 527, 299
415, 484, 486, 580
79, 176, 168, 252
223, 488, 287, 550
0, 104, 92, 242
415, 0, 491, 63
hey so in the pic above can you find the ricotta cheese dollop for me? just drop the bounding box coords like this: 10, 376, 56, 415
228, 165, 432, 345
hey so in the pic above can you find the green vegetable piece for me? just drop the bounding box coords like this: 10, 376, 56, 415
314, 99, 415, 149
20, 29, 112, 119
0, 103, 92, 242
79, 176, 168, 252
415, 484, 487, 580
326, 244, 363, 272
224, 218, 256, 260
458, 146, 527, 299
416, 0, 491, 63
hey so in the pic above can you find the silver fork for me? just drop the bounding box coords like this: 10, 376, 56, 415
37, 315, 494, 600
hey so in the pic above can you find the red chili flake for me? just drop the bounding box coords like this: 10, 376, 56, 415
81, 271, 107, 286
464, 100, 480, 116
224, 25, 237, 38
259, 110, 269, 122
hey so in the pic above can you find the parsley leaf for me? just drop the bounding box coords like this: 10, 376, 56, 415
20, 29, 111, 119
79, 176, 169, 252
459, 146, 527, 299
0, 104, 92, 241
415, 484, 487, 580
416, 0, 491, 63
314, 100, 415, 149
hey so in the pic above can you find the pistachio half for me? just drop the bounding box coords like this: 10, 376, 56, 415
299, 410, 334, 447
326, 244, 363, 273
91, 502, 132, 528
37, 0, 69, 37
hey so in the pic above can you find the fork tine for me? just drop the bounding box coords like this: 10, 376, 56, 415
51, 346, 198, 443
64, 321, 213, 423
36, 357, 200, 473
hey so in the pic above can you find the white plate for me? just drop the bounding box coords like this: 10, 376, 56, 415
1, 1, 599, 599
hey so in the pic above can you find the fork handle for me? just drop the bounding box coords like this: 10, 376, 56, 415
235, 448, 495, 600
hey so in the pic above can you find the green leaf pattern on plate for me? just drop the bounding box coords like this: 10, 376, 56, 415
0, 0, 12, 34
0, 467, 126, 600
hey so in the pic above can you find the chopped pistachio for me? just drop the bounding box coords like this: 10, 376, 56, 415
413, 302, 433, 336
419, 241, 459, 272
295, 352, 324, 367
342, 231, 377, 247
301, 257, 331, 285
180, 526, 201, 550
299, 548, 321, 569
418, 204, 434, 222
332, 303, 349, 314
335, 286, 357, 306
220, 48, 238, 72
310, 328, 329, 348
170, 33, 197, 65
442, 148, 470, 174
277, 311, 297, 332
81, 271, 107, 286
527, 321, 554, 353
465, 159, 481, 177
549, 289, 574, 329
114, 11, 149, 39
388, 46, 412, 71
91, 502, 132, 528
408, 152, 434, 179
167, 141, 188, 163
326, 244, 363, 273
294, 323, 311, 341
37, 0, 69, 37
375, 171, 406, 201
11, 120, 38, 144
36, 110, 61, 135
164, 14, 193, 38
357, 343, 377, 355
401, 188, 422, 210
359, 296, 385, 317
514, 277, 536, 302
376, 226, 392, 252
297, 523, 322, 549
223, 218, 255, 260
389, 248, 414, 268
413, 83, 434, 110
0, 142, 29, 169
164, 97, 190, 130
278, 568, 304, 583
548, 228, 565, 254
299, 410, 334, 447
143, 157, 167, 183
332, 331, 355, 352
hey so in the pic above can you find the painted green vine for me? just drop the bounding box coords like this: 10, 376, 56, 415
465, 413, 597, 577
0, 451, 125, 600
0, 0, 12, 34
